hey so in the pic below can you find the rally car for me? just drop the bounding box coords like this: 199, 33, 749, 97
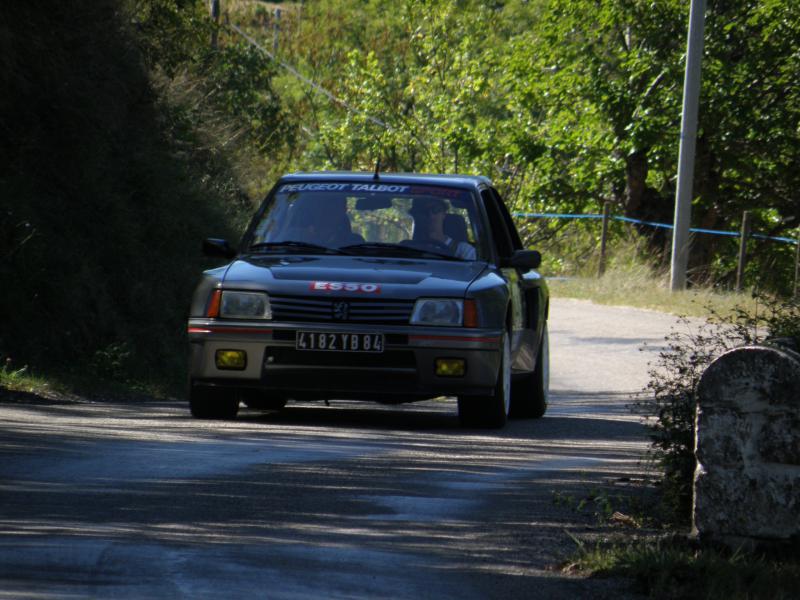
188, 172, 549, 428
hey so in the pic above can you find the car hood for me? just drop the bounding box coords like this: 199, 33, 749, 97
221, 255, 487, 299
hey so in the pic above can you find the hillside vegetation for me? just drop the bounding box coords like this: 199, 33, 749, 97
222, 0, 800, 291
0, 1, 253, 388
1, 0, 799, 390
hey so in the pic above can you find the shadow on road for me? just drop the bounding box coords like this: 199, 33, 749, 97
0, 388, 649, 599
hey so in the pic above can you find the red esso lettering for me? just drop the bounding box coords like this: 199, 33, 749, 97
310, 281, 380, 293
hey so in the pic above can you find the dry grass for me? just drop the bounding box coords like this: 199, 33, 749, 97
548, 265, 759, 319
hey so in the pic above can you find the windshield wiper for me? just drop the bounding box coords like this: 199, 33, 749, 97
339, 242, 461, 261
249, 241, 345, 255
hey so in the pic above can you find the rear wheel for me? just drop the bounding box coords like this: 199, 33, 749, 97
189, 384, 240, 419
458, 332, 510, 428
509, 323, 549, 419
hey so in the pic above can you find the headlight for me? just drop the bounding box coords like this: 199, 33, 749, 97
410, 298, 463, 327
220, 291, 272, 319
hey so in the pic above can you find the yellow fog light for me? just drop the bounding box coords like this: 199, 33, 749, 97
215, 349, 247, 370
435, 358, 465, 377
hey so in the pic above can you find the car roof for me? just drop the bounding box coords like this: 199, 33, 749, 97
278, 171, 493, 191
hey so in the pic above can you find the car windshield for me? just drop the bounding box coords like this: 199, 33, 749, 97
247, 182, 487, 261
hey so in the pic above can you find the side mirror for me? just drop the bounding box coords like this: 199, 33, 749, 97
508, 249, 541, 270
203, 238, 237, 259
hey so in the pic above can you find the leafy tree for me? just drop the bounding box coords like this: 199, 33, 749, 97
224, 0, 800, 289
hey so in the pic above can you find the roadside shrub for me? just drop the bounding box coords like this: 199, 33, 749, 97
637, 294, 800, 523
0, 0, 258, 392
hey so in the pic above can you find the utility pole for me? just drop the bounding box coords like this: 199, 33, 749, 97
670, 0, 706, 291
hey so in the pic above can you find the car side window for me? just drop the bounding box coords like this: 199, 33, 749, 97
490, 188, 523, 251
480, 189, 514, 259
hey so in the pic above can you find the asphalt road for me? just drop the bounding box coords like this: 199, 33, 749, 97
0, 298, 685, 599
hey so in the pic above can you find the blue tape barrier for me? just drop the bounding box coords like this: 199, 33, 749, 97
513, 212, 798, 245
515, 212, 603, 220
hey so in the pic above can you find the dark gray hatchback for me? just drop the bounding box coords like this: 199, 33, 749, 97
188, 172, 549, 428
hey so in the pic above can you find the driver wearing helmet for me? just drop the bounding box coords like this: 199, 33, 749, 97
409, 197, 476, 260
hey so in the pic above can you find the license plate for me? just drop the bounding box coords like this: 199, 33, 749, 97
296, 331, 384, 353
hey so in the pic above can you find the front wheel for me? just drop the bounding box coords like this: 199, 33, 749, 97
458, 333, 510, 428
509, 323, 549, 419
189, 384, 240, 419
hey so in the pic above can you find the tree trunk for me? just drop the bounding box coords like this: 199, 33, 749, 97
624, 150, 648, 214
624, 149, 672, 263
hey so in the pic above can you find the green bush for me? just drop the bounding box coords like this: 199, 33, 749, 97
0, 1, 266, 391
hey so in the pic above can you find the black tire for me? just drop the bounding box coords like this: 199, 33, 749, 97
509, 323, 549, 419
189, 384, 239, 419
242, 392, 288, 411
458, 333, 510, 428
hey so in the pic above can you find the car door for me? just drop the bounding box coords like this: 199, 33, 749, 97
498, 187, 547, 372
479, 188, 531, 371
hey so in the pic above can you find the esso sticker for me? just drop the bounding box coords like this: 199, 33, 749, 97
310, 281, 381, 293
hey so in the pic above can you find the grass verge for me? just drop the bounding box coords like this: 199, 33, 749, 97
548, 265, 758, 318
0, 356, 179, 404
0, 360, 55, 397
567, 535, 800, 600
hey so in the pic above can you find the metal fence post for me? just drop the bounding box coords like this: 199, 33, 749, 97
210, 0, 220, 49
273, 7, 282, 55
598, 202, 611, 277
735, 210, 752, 292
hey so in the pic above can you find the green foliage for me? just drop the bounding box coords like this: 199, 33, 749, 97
2, 0, 799, 391
205, 43, 289, 152
225, 0, 799, 292
700, 1, 800, 222
134, 1, 292, 177
130, 0, 211, 74
570, 537, 800, 600
0, 358, 30, 388
89, 342, 134, 382
636, 295, 800, 522
0, 0, 268, 390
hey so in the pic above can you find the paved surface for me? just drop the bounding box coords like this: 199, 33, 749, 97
0, 298, 685, 598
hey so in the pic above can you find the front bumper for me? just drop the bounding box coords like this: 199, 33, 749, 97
187, 319, 503, 401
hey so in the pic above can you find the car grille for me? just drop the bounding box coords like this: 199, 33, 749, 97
269, 295, 415, 324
